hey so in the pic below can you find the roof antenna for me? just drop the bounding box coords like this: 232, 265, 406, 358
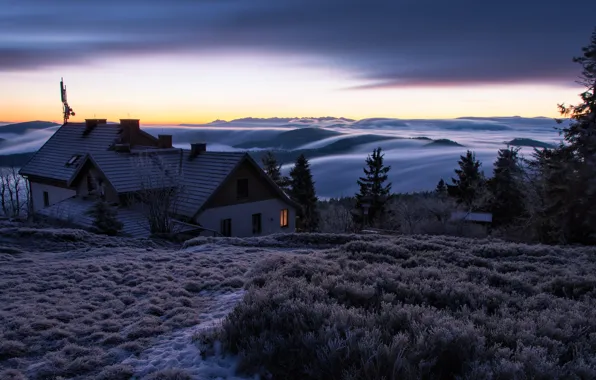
60, 78, 75, 124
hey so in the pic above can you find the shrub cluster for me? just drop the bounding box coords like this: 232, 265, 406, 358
207, 234, 596, 379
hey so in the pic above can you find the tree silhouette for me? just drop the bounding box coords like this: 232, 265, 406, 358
355, 147, 392, 226
289, 154, 319, 232
489, 147, 525, 226
450, 150, 485, 209
261, 151, 290, 192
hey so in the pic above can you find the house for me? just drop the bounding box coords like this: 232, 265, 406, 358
19, 118, 298, 237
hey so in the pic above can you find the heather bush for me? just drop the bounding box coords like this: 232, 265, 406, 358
204, 233, 596, 379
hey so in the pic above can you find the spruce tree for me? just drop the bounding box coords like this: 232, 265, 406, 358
489, 147, 525, 226
261, 151, 290, 192
450, 150, 485, 209
87, 200, 123, 236
355, 147, 392, 225
533, 28, 596, 244
289, 154, 319, 232
435, 179, 447, 197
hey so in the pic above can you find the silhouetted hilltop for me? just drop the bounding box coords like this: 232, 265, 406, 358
506, 138, 555, 149
0, 121, 59, 134
234, 128, 342, 149
0, 152, 34, 167
424, 139, 464, 147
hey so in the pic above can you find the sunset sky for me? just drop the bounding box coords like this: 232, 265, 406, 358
2, 0, 595, 124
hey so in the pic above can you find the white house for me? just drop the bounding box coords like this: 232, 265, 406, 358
19, 118, 297, 237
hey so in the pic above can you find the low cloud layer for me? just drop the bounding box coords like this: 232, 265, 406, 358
2, 0, 596, 88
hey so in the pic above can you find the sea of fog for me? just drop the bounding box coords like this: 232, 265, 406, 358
0, 117, 564, 198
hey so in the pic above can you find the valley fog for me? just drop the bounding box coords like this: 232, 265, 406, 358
0, 117, 563, 198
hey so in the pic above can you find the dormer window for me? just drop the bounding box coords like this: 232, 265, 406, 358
66, 154, 81, 166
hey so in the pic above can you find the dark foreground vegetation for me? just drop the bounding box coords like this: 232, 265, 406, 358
197, 233, 596, 380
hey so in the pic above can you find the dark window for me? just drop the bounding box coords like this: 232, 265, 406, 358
237, 178, 249, 199
87, 175, 96, 193
43, 191, 49, 207
221, 218, 232, 237
252, 213, 262, 234
280, 209, 289, 228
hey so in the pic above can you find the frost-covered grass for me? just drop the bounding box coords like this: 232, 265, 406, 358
3, 227, 596, 379
0, 225, 276, 380
202, 234, 596, 379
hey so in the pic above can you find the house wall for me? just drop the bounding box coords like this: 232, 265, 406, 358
203, 160, 278, 208
30, 181, 76, 212
196, 198, 295, 237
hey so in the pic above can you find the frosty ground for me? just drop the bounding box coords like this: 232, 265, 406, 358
0, 224, 316, 380
1, 223, 596, 380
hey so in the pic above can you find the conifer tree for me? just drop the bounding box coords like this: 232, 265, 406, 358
261, 151, 290, 192
435, 179, 447, 197
531, 28, 596, 244
289, 154, 319, 232
355, 147, 392, 225
450, 150, 485, 209
87, 200, 123, 236
489, 147, 525, 226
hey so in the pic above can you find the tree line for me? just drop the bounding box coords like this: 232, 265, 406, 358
262, 27, 596, 245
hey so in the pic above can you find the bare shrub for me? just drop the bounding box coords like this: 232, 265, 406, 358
0, 167, 29, 218
318, 202, 356, 233
132, 153, 186, 235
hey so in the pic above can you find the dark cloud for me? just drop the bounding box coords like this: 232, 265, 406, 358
2, 0, 595, 87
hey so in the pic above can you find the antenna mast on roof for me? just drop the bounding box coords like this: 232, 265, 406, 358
60, 78, 76, 124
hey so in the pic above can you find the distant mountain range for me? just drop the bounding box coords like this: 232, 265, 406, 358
0, 121, 60, 134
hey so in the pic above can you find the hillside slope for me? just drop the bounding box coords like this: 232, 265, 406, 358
188, 233, 596, 380
1, 226, 594, 379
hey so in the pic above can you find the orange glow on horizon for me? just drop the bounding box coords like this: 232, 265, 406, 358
0, 54, 585, 125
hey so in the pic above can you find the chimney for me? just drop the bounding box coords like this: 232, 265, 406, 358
158, 134, 173, 149
190, 142, 206, 158
120, 119, 140, 145
83, 118, 107, 136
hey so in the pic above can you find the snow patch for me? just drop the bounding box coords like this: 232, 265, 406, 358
122, 290, 252, 380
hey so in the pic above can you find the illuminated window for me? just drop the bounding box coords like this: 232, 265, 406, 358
280, 209, 289, 228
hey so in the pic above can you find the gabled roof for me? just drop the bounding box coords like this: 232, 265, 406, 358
21, 121, 298, 217
19, 122, 121, 181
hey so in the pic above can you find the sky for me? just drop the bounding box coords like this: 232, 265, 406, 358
1, 0, 595, 124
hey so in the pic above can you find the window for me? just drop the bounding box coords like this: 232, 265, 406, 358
220, 218, 232, 237
237, 178, 249, 199
87, 175, 96, 193
252, 213, 262, 234
66, 154, 81, 166
280, 209, 289, 228
43, 191, 49, 207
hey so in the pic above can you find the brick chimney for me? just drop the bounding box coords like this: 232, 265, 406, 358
158, 134, 173, 149
84, 119, 107, 136
190, 142, 206, 158
120, 119, 140, 146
